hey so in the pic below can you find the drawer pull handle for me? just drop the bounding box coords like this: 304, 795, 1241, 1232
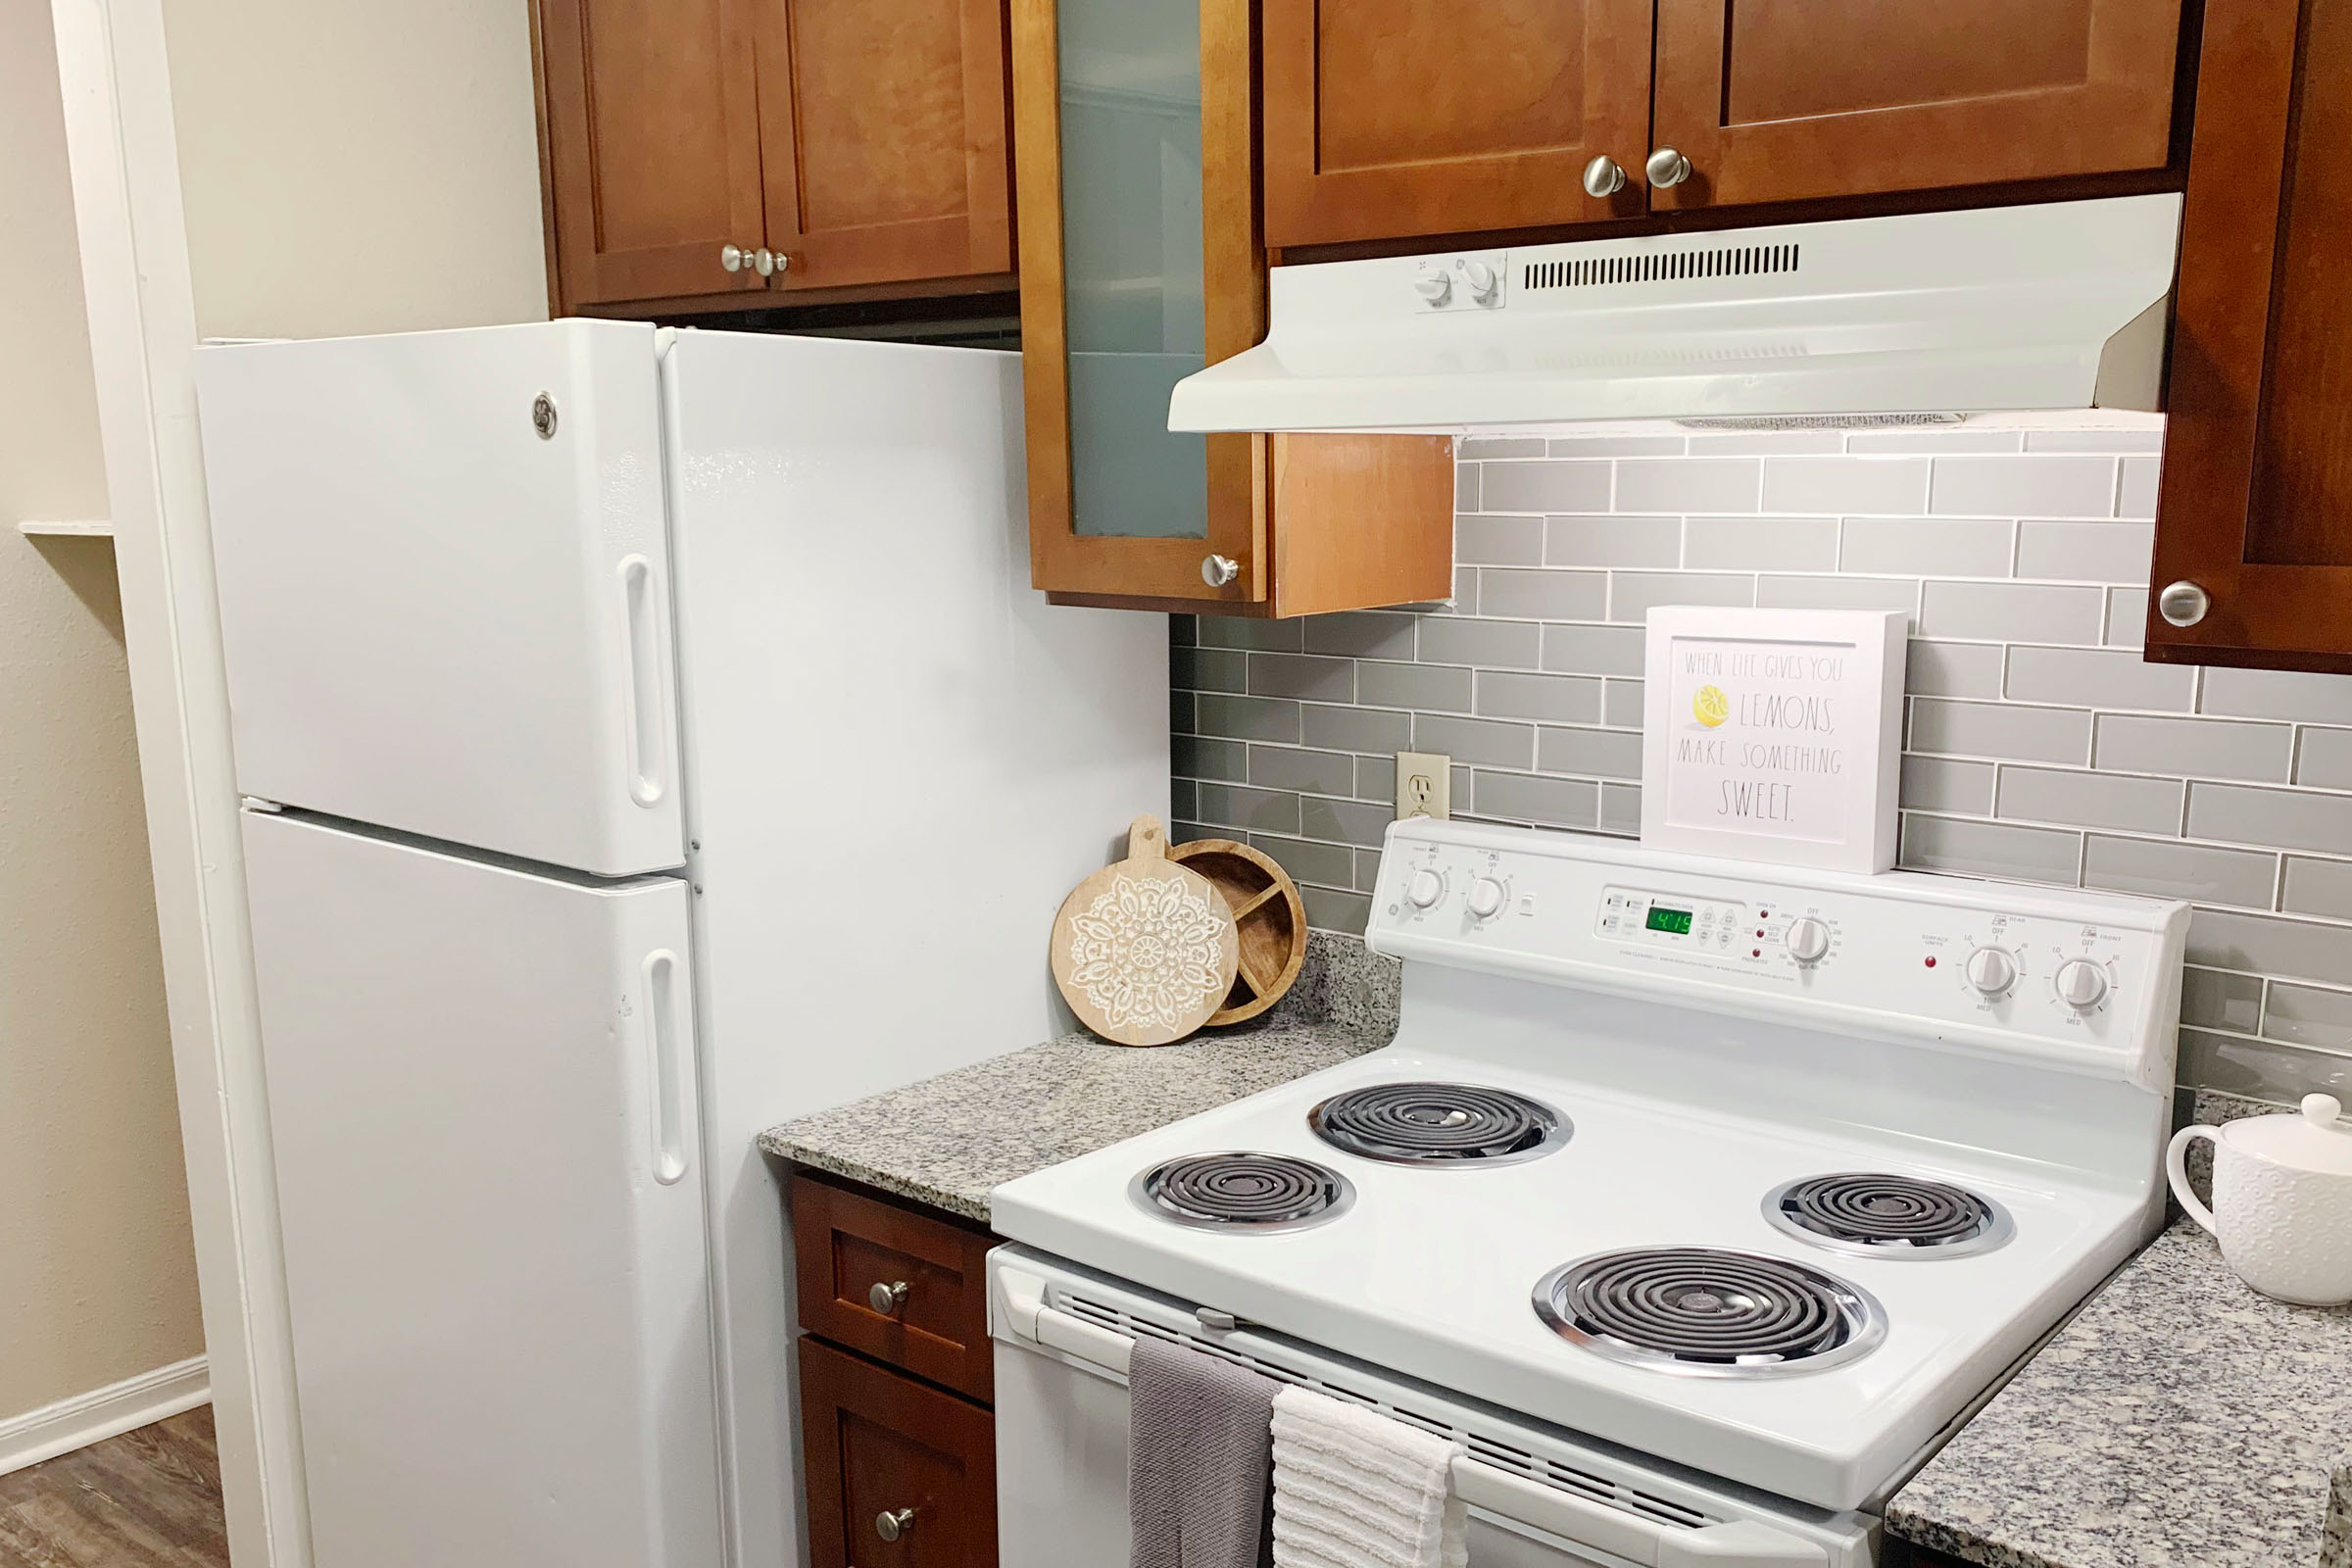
868, 1280, 910, 1315
876, 1507, 916, 1542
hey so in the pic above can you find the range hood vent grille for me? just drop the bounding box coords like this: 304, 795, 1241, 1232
1523, 243, 1801, 293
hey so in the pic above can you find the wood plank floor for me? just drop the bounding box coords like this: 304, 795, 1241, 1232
0, 1406, 228, 1567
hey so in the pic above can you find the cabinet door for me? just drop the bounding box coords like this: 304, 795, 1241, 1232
538, 0, 770, 307
1650, 0, 2183, 212
800, 1339, 996, 1568
2147, 0, 2352, 673
1260, 0, 1654, 249
752, 0, 1014, 291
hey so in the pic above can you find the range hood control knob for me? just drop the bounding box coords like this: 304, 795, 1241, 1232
1965, 946, 2019, 997
1414, 272, 1453, 307
2054, 958, 2110, 1010
1784, 917, 1831, 964
1405, 868, 1446, 909
1466, 876, 1506, 920
1462, 260, 1499, 306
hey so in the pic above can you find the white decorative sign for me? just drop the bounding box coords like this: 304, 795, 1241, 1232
1641, 608, 1907, 872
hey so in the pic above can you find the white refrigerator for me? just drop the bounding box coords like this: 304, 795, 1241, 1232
194, 320, 1168, 1568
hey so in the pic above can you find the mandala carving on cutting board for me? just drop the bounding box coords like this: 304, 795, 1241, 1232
1063, 872, 1233, 1032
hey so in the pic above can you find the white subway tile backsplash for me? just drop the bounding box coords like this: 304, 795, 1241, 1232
1996, 766, 2184, 835
2185, 783, 2352, 856
1481, 461, 1613, 513
1840, 516, 2012, 577
1415, 616, 1541, 670
1900, 813, 2082, 884
2200, 665, 2352, 725
2095, 715, 2293, 783
1537, 725, 1644, 780
1762, 457, 1929, 515
1184, 427, 2352, 1101
1930, 455, 2118, 517
1616, 458, 1762, 513
1684, 515, 1840, 571
2013, 519, 2155, 584
2005, 645, 2194, 712
1609, 570, 1755, 621
1545, 514, 1681, 567
1542, 623, 1647, 678
2082, 834, 2277, 909
1479, 567, 1609, 621
1453, 514, 1544, 566
1910, 698, 2092, 764
1920, 580, 2106, 644
1474, 670, 1604, 724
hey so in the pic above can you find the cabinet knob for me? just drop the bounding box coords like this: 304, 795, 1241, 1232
1581, 155, 1627, 198
1201, 554, 1240, 588
2157, 580, 2210, 628
867, 1280, 910, 1315
752, 248, 777, 278
1645, 147, 1693, 188
720, 243, 745, 273
875, 1508, 916, 1543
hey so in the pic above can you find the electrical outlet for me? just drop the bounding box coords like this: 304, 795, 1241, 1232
1396, 752, 1450, 820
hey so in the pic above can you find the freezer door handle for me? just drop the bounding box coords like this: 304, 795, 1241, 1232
643, 949, 690, 1184
616, 555, 668, 809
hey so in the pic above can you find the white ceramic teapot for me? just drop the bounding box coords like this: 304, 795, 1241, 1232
2167, 1093, 2352, 1305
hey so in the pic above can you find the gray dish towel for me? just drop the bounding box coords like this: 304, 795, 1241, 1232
1130, 1335, 1282, 1568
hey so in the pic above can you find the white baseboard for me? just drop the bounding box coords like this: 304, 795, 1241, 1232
0, 1355, 210, 1478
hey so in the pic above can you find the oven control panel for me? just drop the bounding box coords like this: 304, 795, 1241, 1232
1368, 818, 2189, 1085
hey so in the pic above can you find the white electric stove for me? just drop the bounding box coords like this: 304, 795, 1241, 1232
987, 819, 2188, 1567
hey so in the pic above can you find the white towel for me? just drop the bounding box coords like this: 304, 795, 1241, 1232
1268, 1387, 1467, 1568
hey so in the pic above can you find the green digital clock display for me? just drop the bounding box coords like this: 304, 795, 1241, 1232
1645, 906, 1694, 935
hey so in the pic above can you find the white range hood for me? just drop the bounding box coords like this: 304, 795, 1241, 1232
1167, 194, 2183, 433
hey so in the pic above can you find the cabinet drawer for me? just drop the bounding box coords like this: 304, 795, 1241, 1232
800, 1338, 997, 1568
793, 1174, 995, 1401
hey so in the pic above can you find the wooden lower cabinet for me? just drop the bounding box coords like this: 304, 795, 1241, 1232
800, 1338, 998, 1568
2147, 0, 2352, 673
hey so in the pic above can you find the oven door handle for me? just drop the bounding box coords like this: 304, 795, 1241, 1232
994, 1271, 1825, 1568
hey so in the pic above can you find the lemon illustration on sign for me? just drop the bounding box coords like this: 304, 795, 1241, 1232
1692, 684, 1731, 728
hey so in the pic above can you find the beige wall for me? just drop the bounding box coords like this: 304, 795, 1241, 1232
0, 0, 203, 1424
163, 0, 550, 341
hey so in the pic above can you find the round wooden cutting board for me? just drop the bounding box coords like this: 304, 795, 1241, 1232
1168, 838, 1307, 1026
1051, 815, 1241, 1047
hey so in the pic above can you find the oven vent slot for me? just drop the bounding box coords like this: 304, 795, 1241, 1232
1054, 1288, 1724, 1536
1521, 243, 1800, 294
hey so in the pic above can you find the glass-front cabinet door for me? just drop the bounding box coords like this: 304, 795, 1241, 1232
1013, 0, 1264, 605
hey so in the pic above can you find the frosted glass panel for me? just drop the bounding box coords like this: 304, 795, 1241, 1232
1058, 0, 1207, 538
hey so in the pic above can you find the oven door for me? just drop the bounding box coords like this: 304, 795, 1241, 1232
989, 1250, 1854, 1568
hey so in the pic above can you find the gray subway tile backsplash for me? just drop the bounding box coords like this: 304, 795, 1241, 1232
1170, 427, 2352, 1102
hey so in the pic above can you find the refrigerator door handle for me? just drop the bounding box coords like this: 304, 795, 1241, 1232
616, 555, 668, 808
643, 949, 691, 1185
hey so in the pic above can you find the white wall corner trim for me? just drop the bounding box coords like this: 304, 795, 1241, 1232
0, 1356, 211, 1478
48, 1, 310, 1564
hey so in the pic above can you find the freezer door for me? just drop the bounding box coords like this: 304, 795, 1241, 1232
197, 320, 684, 875
240, 809, 720, 1568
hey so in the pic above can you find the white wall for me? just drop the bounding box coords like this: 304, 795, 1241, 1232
162, 0, 550, 340
0, 0, 202, 1429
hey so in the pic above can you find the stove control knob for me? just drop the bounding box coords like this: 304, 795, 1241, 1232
1405, 868, 1446, 909
2054, 957, 2110, 1010
1784, 916, 1832, 964
1466, 876, 1506, 920
1414, 272, 1452, 307
1965, 946, 2019, 997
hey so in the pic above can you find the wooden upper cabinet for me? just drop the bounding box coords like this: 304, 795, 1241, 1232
1260, 0, 1654, 248
1649, 0, 2184, 211
2147, 0, 2352, 674
537, 0, 769, 307
752, 0, 1015, 290
534, 0, 1015, 312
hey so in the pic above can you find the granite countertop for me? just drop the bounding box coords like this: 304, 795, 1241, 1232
757, 933, 1400, 1222
1888, 1093, 2352, 1568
